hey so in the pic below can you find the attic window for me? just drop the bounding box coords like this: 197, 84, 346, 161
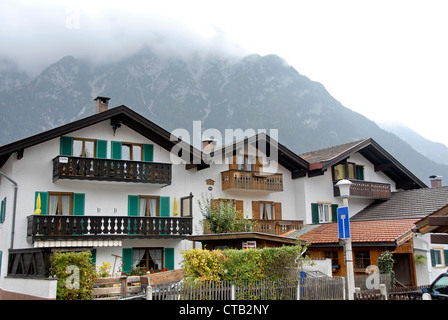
333, 162, 364, 181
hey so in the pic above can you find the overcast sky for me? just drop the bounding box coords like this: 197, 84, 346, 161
1, 0, 448, 147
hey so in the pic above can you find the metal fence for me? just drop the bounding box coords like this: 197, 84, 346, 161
147, 277, 346, 300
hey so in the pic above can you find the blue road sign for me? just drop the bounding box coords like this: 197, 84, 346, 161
337, 207, 351, 239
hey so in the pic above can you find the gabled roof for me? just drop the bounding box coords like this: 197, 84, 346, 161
297, 219, 419, 247
0, 105, 202, 168
300, 138, 426, 190
351, 186, 448, 222
208, 132, 310, 178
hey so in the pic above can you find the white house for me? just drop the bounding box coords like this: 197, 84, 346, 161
0, 97, 441, 298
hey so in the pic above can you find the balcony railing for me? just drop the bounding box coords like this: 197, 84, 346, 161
333, 180, 391, 199
252, 219, 303, 236
27, 215, 193, 242
52, 156, 172, 184
221, 170, 283, 192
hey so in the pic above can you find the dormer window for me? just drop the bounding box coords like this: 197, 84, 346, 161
333, 162, 364, 181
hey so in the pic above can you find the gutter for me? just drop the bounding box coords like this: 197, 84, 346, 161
0, 170, 18, 249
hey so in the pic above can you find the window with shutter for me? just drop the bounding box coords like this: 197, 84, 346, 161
311, 202, 334, 223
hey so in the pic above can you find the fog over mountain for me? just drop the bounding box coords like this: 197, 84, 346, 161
1, 46, 447, 186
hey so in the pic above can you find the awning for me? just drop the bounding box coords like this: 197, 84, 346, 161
33, 239, 122, 248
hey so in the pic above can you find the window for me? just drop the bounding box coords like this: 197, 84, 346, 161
430, 248, 446, 267
333, 162, 364, 181
324, 250, 339, 270
237, 155, 254, 171
355, 251, 371, 269
318, 203, 331, 223
133, 248, 164, 271
73, 138, 96, 158
49, 192, 73, 215
122, 143, 143, 161
260, 201, 274, 220
138, 196, 160, 217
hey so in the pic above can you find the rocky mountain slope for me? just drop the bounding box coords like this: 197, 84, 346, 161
1, 47, 446, 185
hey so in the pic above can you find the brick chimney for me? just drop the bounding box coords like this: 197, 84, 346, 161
429, 175, 443, 188
94, 96, 111, 113
202, 139, 216, 154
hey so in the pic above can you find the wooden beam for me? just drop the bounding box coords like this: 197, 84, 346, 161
431, 234, 448, 244
429, 216, 448, 227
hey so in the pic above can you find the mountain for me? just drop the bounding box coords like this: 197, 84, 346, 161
1, 47, 447, 186
378, 121, 448, 166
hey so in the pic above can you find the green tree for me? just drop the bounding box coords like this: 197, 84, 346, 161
198, 194, 257, 234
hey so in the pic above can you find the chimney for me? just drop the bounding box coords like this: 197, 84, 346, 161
94, 96, 111, 113
202, 139, 216, 154
429, 175, 443, 188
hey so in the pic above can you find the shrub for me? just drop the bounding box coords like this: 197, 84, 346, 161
378, 250, 396, 288
181, 242, 312, 283
198, 194, 257, 234
50, 251, 97, 300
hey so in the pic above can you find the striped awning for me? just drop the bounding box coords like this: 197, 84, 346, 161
33, 239, 122, 248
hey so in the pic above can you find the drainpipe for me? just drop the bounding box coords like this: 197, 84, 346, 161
0, 171, 18, 249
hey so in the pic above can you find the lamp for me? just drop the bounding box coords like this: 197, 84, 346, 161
336, 179, 352, 207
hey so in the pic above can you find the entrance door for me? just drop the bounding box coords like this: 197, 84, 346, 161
393, 254, 413, 286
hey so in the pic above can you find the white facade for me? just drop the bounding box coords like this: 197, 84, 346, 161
0, 106, 442, 297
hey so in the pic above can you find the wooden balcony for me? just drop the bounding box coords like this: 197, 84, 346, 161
221, 170, 283, 192
252, 219, 303, 236
333, 179, 391, 199
27, 215, 193, 242
52, 155, 172, 184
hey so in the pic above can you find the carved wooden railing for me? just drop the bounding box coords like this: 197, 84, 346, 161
52, 156, 172, 184
27, 215, 193, 242
334, 180, 391, 199
221, 170, 283, 192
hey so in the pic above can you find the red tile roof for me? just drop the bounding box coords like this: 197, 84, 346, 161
299, 219, 419, 245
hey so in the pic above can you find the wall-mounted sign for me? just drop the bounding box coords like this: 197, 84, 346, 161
242, 241, 256, 249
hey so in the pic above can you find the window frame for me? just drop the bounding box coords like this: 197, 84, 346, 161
133, 247, 164, 272
73, 137, 97, 158
138, 195, 160, 217
122, 142, 144, 161
259, 201, 274, 220
432, 247, 445, 268
333, 162, 365, 181
317, 202, 332, 223
354, 250, 371, 269
48, 192, 74, 216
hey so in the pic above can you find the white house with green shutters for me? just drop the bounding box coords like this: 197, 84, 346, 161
0, 97, 432, 299
0, 98, 206, 298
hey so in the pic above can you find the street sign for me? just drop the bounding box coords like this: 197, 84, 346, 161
337, 207, 351, 239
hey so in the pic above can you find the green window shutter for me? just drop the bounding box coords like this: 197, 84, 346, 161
0, 197, 5, 223
165, 248, 175, 271
96, 140, 108, 158
311, 203, 319, 224
444, 250, 448, 267
111, 141, 122, 160
160, 196, 170, 217
128, 195, 139, 216
122, 248, 133, 274
143, 144, 154, 162
35, 191, 49, 215
356, 166, 365, 180
73, 193, 85, 216
90, 249, 97, 266
60, 136, 73, 156
430, 249, 437, 267
331, 204, 338, 222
